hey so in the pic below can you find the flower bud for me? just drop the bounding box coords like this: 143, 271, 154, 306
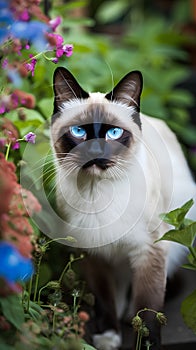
46, 280, 61, 289
82, 292, 95, 306
131, 315, 143, 331
142, 326, 150, 337
64, 269, 76, 289
156, 312, 167, 325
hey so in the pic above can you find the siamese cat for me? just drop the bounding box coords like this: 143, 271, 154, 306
50, 67, 196, 350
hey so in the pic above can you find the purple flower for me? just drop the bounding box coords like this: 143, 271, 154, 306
47, 33, 73, 60
0, 104, 6, 114
63, 44, 73, 57
24, 132, 36, 144
0, 241, 34, 283
52, 57, 58, 64
12, 141, 20, 150
19, 9, 30, 22
2, 58, 8, 69
56, 47, 64, 58
56, 43, 73, 58
49, 16, 62, 31
25, 55, 37, 76
0, 138, 6, 148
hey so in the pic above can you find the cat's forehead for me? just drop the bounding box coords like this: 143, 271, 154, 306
52, 92, 139, 132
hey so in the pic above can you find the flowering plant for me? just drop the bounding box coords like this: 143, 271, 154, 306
0, 0, 73, 114
0, 1, 94, 349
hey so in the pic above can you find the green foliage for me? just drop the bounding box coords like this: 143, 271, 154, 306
47, 0, 196, 155
181, 290, 196, 334
0, 247, 95, 350
1, 0, 196, 348
158, 200, 196, 333
158, 199, 196, 250
159, 199, 194, 230
95, 0, 130, 24
0, 295, 25, 330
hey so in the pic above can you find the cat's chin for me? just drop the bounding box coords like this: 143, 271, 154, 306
83, 164, 106, 177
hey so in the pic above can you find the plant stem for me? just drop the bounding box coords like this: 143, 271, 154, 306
33, 255, 42, 302
137, 308, 156, 317
136, 330, 142, 350
52, 308, 57, 332
5, 142, 11, 160
58, 256, 83, 285
38, 284, 47, 305
27, 276, 33, 312
58, 261, 70, 285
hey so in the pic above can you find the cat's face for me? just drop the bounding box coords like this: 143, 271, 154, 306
51, 68, 143, 178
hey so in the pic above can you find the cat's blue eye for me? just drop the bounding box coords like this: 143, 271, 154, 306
70, 126, 86, 139
106, 127, 123, 140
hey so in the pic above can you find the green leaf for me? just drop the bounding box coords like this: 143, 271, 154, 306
0, 295, 25, 330
96, 0, 130, 24
157, 221, 196, 247
82, 345, 97, 350
181, 289, 196, 333
160, 199, 194, 228
0, 341, 14, 350
37, 98, 54, 119
187, 249, 196, 267
27, 300, 43, 321
80, 340, 97, 350
182, 263, 196, 271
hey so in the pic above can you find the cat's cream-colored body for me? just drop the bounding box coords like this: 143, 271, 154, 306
53, 96, 195, 275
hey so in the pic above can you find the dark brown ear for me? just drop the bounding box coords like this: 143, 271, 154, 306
53, 67, 89, 112
105, 71, 143, 110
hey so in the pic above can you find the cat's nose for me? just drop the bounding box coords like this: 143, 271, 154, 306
87, 140, 104, 158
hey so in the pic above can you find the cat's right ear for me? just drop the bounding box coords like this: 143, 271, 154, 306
105, 71, 143, 110
53, 67, 89, 113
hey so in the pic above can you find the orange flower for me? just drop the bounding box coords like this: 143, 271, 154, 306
78, 311, 90, 322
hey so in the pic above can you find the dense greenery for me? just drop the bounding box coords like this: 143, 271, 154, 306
0, 1, 196, 349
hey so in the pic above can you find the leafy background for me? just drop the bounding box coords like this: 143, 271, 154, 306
0, 0, 196, 349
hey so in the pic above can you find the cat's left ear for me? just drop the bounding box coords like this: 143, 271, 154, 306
105, 71, 143, 110
53, 67, 89, 113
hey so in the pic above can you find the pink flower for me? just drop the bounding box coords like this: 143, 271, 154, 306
0, 105, 6, 114
49, 16, 62, 31
2, 59, 8, 69
56, 47, 64, 58
19, 10, 30, 21
25, 55, 37, 76
24, 132, 36, 144
0, 138, 6, 148
52, 57, 58, 64
63, 44, 73, 57
48, 33, 64, 47
47, 33, 73, 60
12, 141, 20, 150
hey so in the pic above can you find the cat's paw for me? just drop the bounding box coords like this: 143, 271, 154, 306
93, 330, 121, 350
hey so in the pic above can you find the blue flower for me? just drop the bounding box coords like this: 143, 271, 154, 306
0, 1, 14, 43
10, 20, 49, 51
0, 242, 34, 283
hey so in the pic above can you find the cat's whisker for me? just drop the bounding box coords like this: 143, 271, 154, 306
111, 167, 124, 181
59, 161, 80, 176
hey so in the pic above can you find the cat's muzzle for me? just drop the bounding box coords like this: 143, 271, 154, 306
82, 158, 114, 170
